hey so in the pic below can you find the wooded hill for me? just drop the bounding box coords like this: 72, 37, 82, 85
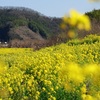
0, 7, 100, 48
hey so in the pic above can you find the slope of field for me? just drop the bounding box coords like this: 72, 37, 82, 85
0, 35, 100, 100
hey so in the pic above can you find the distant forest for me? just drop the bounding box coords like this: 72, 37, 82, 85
0, 7, 62, 40
0, 7, 100, 48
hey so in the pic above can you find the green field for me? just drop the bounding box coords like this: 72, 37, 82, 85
0, 35, 100, 100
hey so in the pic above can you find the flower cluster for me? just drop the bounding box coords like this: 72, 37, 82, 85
61, 10, 91, 38
0, 35, 100, 99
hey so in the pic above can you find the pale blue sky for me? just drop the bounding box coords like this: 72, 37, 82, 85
0, 0, 100, 17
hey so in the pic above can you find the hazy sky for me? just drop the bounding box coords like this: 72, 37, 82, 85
0, 0, 100, 17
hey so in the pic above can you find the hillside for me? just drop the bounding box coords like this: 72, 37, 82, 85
0, 34, 100, 99
0, 7, 100, 48
0, 7, 62, 39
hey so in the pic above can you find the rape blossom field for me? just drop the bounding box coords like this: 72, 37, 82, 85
0, 35, 100, 100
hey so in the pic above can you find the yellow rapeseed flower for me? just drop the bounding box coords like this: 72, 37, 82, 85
89, 0, 100, 2
69, 9, 81, 26
68, 30, 76, 38
62, 9, 91, 31
67, 63, 84, 84
8, 87, 13, 94
85, 95, 95, 100
82, 94, 87, 100
81, 84, 87, 94
83, 64, 98, 77
61, 9, 91, 38
78, 15, 91, 31
62, 15, 69, 23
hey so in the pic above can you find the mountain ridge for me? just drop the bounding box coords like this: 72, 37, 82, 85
0, 7, 100, 49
